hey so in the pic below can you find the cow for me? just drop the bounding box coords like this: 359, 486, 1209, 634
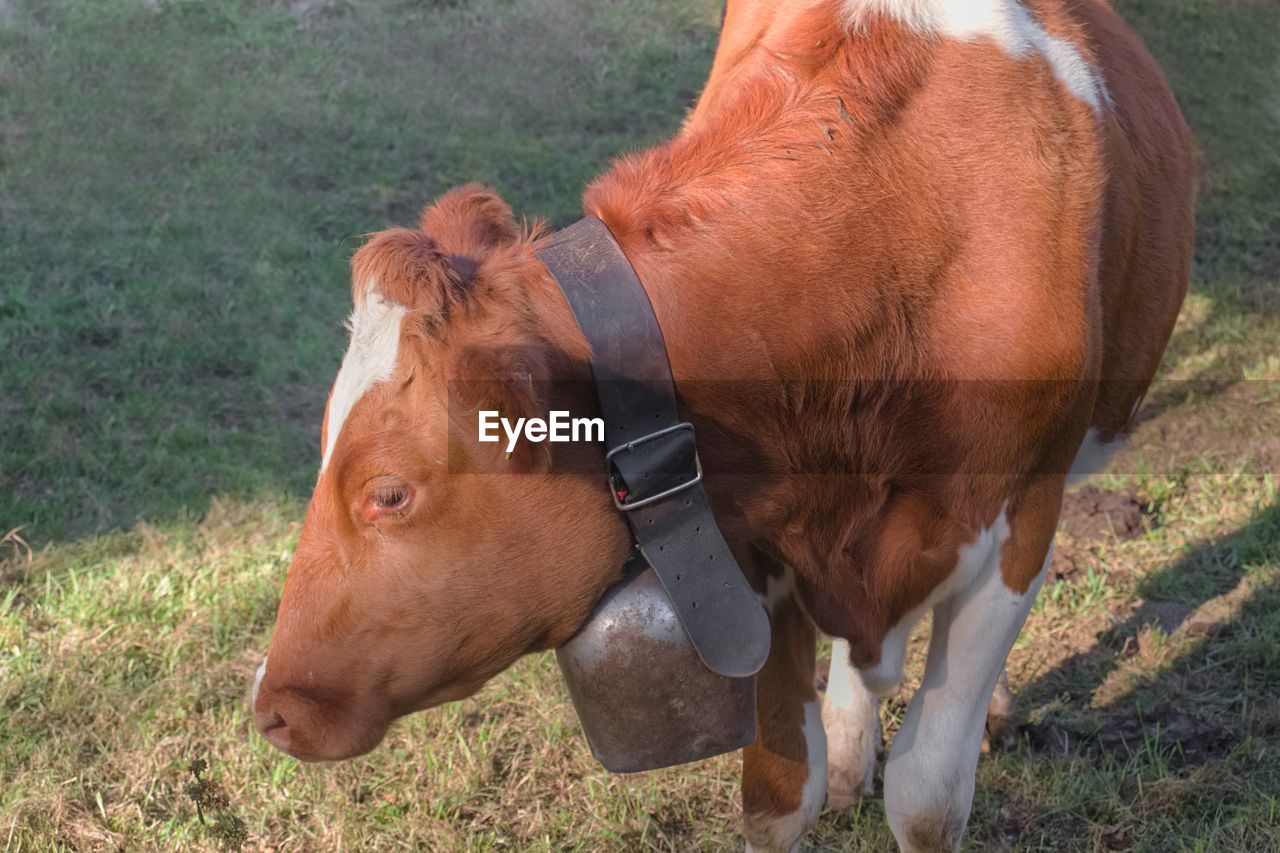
251, 0, 1194, 850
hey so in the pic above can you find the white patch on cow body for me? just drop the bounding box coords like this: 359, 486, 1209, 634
823, 638, 880, 806
252, 655, 268, 707
321, 286, 409, 471
882, 527, 1051, 851
859, 510, 1011, 694
758, 567, 797, 614
840, 0, 1107, 112
799, 699, 829, 832
1068, 426, 1125, 486
745, 700, 828, 853
1041, 33, 1111, 112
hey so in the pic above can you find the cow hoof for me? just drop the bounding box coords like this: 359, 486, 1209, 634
898, 814, 964, 853
982, 713, 1018, 754
825, 775, 865, 811
982, 670, 1018, 753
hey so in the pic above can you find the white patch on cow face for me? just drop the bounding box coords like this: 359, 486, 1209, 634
1068, 427, 1125, 486
322, 286, 409, 471
252, 655, 268, 708
840, 1, 1107, 112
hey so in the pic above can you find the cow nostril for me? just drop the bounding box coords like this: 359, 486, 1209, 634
254, 706, 288, 732
256, 709, 292, 751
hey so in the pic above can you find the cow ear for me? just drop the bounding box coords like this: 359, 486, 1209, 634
351, 228, 477, 329
420, 183, 518, 258
454, 345, 552, 473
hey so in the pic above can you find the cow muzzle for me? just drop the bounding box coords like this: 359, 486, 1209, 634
252, 678, 390, 762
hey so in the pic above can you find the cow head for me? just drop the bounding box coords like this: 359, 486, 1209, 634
252, 185, 632, 761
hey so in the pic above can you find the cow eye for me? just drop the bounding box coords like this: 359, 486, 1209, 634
360, 480, 415, 524
371, 485, 408, 510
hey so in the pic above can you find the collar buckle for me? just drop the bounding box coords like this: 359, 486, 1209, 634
606, 422, 703, 512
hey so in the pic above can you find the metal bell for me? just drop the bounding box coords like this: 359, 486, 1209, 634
555, 552, 758, 773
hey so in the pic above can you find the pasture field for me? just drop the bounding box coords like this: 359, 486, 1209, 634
1, 0, 1278, 849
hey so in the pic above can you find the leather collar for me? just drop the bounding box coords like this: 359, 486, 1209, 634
537, 217, 770, 678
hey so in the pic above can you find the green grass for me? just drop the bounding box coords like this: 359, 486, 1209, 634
1, 0, 1278, 849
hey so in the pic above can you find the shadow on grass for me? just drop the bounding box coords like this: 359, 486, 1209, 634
956, 502, 1280, 850
1017, 501, 1280, 769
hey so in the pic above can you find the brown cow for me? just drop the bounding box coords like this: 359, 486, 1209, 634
252, 1, 1193, 850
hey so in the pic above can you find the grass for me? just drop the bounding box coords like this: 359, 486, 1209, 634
0, 0, 1277, 849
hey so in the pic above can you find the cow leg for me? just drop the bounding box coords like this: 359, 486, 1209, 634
741, 555, 825, 853
822, 638, 880, 810
883, 507, 1054, 853
824, 649, 1013, 811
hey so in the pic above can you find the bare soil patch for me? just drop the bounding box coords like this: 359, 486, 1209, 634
1053, 487, 1158, 582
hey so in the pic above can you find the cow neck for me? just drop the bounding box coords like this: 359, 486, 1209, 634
536, 216, 770, 680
